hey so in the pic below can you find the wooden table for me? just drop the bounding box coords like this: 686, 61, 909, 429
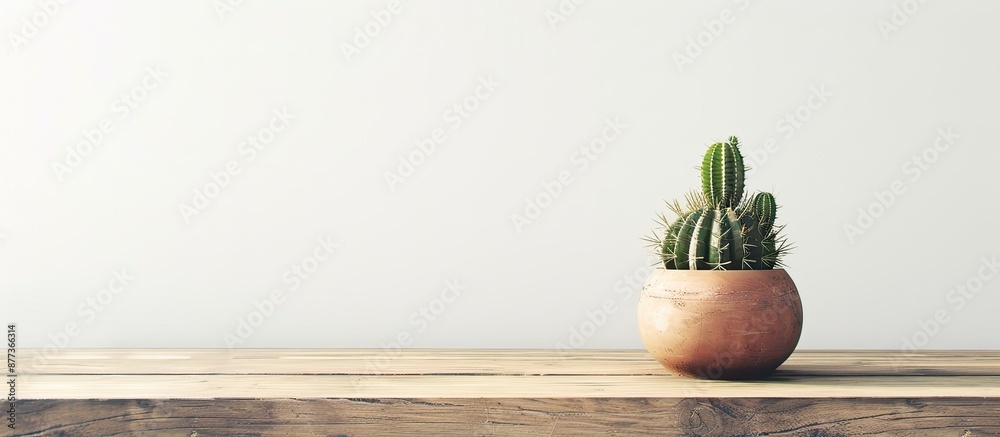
11, 349, 1000, 436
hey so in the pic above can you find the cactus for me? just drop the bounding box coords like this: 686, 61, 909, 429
701, 136, 745, 209
749, 192, 777, 237
646, 136, 790, 270
742, 191, 782, 269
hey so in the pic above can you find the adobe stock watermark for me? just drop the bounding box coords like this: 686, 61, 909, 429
890, 255, 998, 370
51, 66, 168, 182
178, 108, 295, 224
743, 84, 834, 170
555, 256, 656, 354
384, 74, 501, 192
843, 127, 959, 244
213, 0, 247, 21
7, 0, 70, 55
511, 117, 626, 233
672, 0, 753, 73
877, 0, 929, 41
545, 0, 588, 31
340, 0, 404, 63
223, 236, 339, 347
31, 269, 136, 369
6, 324, 15, 430
353, 278, 468, 387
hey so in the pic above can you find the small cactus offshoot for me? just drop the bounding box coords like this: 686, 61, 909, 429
645, 137, 790, 270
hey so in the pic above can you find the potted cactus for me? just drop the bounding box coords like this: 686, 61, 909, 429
638, 136, 802, 380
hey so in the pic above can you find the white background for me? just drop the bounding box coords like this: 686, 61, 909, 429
2, 0, 998, 351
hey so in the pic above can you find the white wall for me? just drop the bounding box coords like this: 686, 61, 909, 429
2, 0, 998, 351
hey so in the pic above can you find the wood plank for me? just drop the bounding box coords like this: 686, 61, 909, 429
11, 349, 1000, 435
18, 374, 1000, 399
18, 349, 1000, 376
13, 398, 1000, 437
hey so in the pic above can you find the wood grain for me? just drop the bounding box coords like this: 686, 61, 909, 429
21, 349, 1000, 376
18, 374, 1000, 399
13, 398, 999, 436
10, 349, 1000, 436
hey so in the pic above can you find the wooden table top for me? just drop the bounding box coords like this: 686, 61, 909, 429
12, 349, 1000, 436
18, 349, 1000, 399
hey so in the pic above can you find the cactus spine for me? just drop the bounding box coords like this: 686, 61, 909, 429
649, 136, 789, 270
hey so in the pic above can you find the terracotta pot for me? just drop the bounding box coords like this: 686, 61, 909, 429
638, 269, 803, 379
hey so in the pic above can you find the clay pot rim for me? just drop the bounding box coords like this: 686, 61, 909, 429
644, 268, 796, 300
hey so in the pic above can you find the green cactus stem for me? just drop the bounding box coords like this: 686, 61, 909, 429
750, 191, 777, 237
662, 208, 746, 270
700, 136, 746, 209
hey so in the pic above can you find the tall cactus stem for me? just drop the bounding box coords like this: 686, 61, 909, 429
700, 138, 746, 209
